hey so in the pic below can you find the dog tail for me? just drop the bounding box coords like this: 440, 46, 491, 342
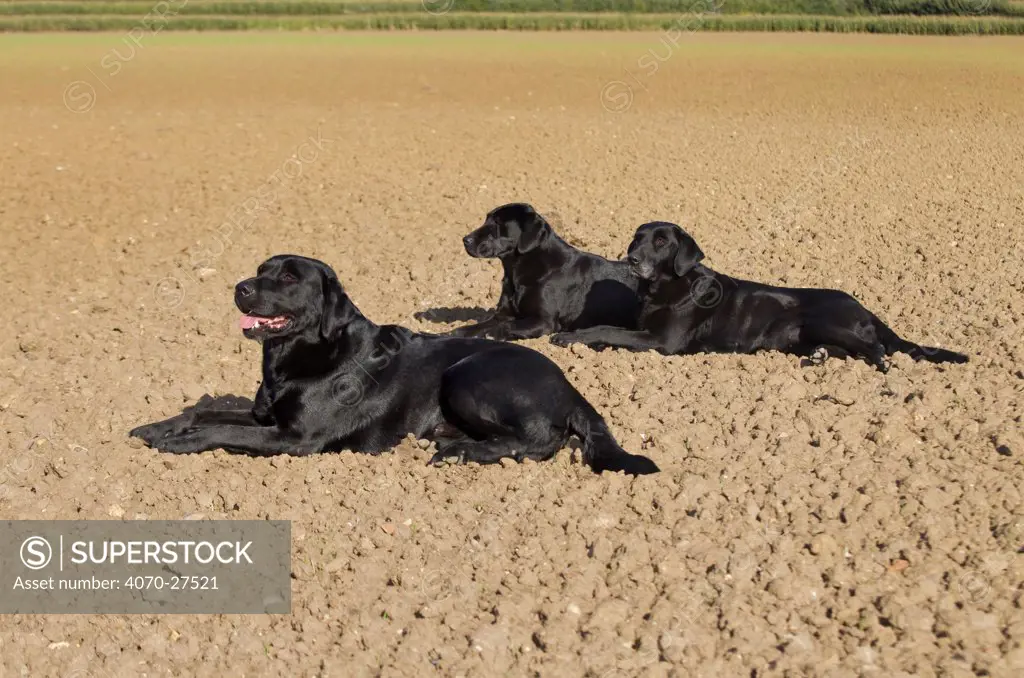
877, 323, 969, 365
568, 400, 659, 476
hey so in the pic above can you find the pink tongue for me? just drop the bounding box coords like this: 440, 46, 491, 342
240, 315, 260, 330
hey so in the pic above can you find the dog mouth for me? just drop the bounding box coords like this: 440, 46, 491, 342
629, 262, 655, 280
239, 314, 292, 337
467, 242, 502, 258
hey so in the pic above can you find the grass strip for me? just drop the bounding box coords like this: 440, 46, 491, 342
3, 11, 1024, 33
1, 0, 1022, 18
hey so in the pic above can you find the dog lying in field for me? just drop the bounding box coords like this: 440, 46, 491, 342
447, 203, 644, 340
129, 255, 659, 475
550, 222, 969, 372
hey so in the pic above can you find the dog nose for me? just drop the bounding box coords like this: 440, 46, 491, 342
236, 282, 255, 297
463, 235, 475, 249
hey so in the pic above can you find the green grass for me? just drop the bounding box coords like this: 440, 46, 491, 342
2, 11, 1023, 32
1, 0, 1023, 15
2, 0, 1024, 32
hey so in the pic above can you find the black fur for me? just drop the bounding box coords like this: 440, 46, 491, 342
129, 255, 658, 475
551, 222, 968, 372
447, 203, 643, 340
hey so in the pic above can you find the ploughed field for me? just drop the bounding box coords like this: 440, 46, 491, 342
0, 32, 1022, 677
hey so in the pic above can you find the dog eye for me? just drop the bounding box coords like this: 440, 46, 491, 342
281, 273, 297, 283
654, 237, 667, 248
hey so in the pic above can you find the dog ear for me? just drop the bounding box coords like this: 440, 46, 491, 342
673, 233, 705, 277
320, 270, 359, 340
516, 208, 552, 254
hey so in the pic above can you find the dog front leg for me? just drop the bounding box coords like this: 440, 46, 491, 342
550, 326, 666, 353
490, 317, 554, 340
446, 314, 508, 338
129, 407, 261, 446
149, 425, 307, 456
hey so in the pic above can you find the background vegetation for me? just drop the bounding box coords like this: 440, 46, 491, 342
2, 0, 1024, 33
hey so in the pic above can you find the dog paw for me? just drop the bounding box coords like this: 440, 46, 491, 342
152, 429, 204, 455
128, 423, 169, 446
808, 346, 829, 366
129, 416, 196, 445
549, 332, 575, 347
427, 449, 465, 467
128, 424, 153, 443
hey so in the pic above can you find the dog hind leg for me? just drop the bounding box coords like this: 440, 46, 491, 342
802, 322, 889, 372
430, 355, 566, 467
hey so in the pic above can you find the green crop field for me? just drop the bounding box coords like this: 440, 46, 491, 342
1, 0, 1024, 33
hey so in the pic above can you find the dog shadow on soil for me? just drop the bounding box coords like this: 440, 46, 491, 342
413, 306, 492, 324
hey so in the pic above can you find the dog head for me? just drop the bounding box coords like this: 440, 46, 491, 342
626, 222, 705, 281
234, 255, 359, 342
462, 203, 552, 258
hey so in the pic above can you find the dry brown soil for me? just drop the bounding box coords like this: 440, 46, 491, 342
1, 32, 1023, 678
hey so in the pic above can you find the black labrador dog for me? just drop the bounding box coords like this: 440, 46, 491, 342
551, 222, 968, 372
129, 255, 658, 475
447, 203, 643, 340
